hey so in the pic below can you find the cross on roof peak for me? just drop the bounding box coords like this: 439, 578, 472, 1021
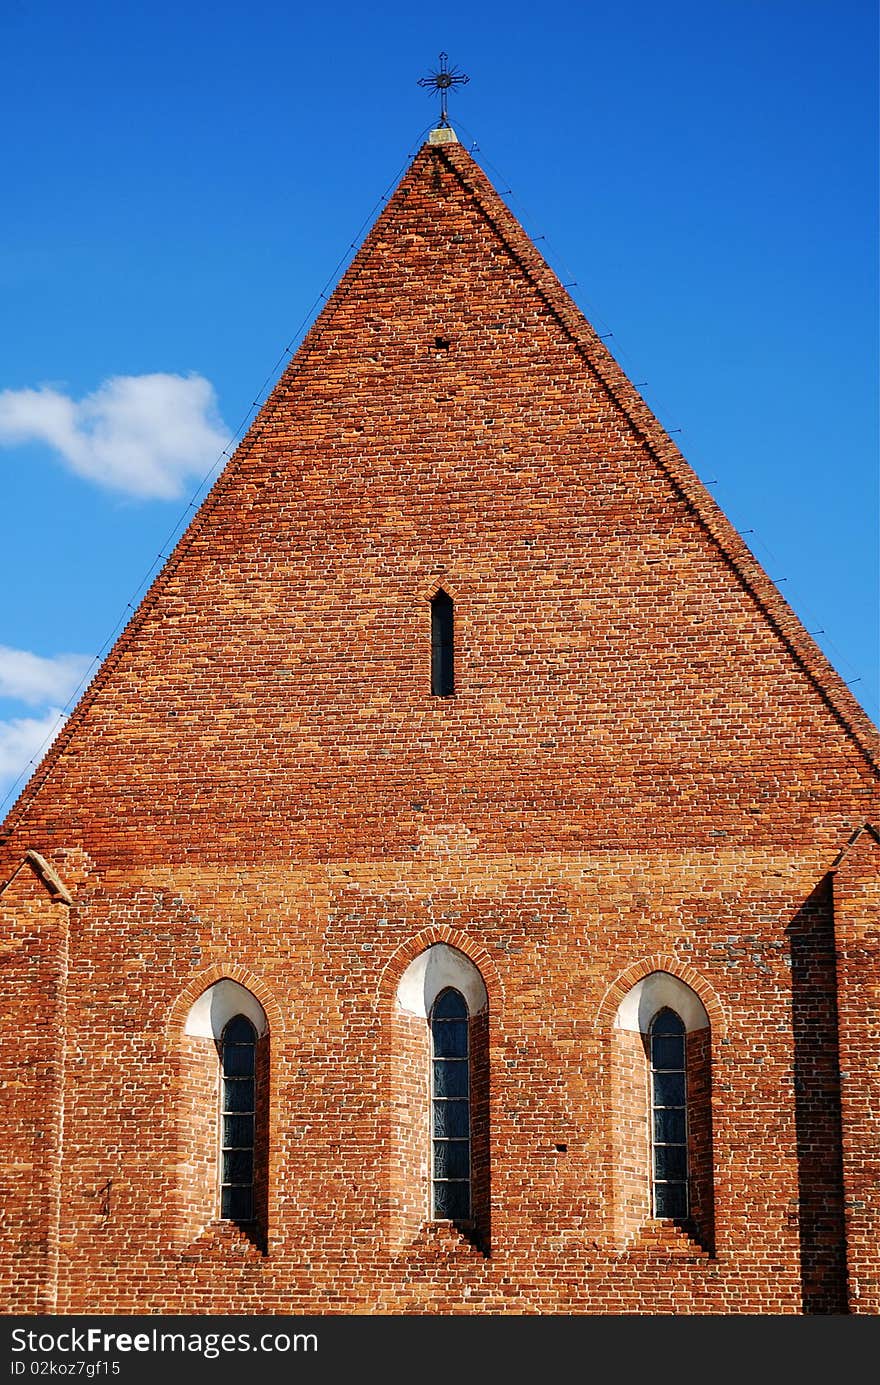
417, 52, 469, 128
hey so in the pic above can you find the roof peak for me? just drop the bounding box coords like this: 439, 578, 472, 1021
427, 125, 459, 145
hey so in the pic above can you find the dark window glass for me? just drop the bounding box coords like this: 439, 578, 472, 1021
433, 1140, 470, 1180
649, 1008, 688, 1219
223, 1015, 256, 1044
654, 1182, 688, 1219
653, 1107, 686, 1144
433, 1180, 470, 1220
431, 987, 470, 1219
220, 1014, 257, 1222
432, 1020, 468, 1058
222, 1149, 254, 1183
433, 1099, 470, 1139
222, 1114, 254, 1148
222, 1077, 255, 1112
221, 1185, 254, 1221
222, 1043, 255, 1076
433, 989, 467, 1019
651, 1035, 685, 1070
652, 1070, 686, 1107
431, 590, 455, 696
432, 1058, 469, 1098
654, 1143, 688, 1180
651, 1009, 684, 1037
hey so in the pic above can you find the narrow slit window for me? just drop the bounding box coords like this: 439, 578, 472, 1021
219, 1014, 257, 1222
431, 589, 454, 696
650, 1008, 688, 1219
430, 987, 470, 1219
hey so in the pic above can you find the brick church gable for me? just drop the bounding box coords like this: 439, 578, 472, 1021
0, 137, 876, 876
0, 129, 877, 1315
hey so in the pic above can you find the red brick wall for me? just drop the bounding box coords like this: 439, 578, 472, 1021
388, 1008, 431, 1251
832, 829, 880, 1312
0, 864, 68, 1313
0, 861, 858, 1314
469, 1009, 491, 1253
176, 1035, 218, 1245
174, 1027, 270, 1253
0, 138, 876, 1314
610, 1028, 650, 1243
608, 1020, 713, 1254
686, 1028, 716, 1254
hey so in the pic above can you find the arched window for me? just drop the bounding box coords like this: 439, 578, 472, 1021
611, 970, 714, 1250
649, 1008, 688, 1219
219, 1014, 257, 1222
430, 987, 470, 1219
431, 589, 454, 696
392, 944, 489, 1250
179, 980, 270, 1248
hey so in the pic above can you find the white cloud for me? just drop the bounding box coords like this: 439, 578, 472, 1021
0, 645, 90, 807
0, 645, 93, 707
0, 707, 65, 797
0, 372, 231, 499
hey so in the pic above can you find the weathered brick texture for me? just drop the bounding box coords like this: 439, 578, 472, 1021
0, 135, 877, 1314
831, 827, 880, 1311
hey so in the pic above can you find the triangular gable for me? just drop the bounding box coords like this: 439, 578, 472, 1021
430, 143, 878, 767
0, 136, 876, 864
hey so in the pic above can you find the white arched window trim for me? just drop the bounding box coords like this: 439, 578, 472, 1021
614, 971, 709, 1034
184, 979, 269, 1039
395, 943, 487, 1018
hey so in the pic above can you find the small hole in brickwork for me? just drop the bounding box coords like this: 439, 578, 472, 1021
434, 336, 451, 351
555, 1144, 567, 1153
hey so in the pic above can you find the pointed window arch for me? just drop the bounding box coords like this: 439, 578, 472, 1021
430, 987, 471, 1219
649, 1008, 688, 1218
611, 969, 715, 1251
431, 589, 455, 696
178, 979, 270, 1247
391, 943, 490, 1249
219, 1014, 257, 1221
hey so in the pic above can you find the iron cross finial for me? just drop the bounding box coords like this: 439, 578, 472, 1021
417, 52, 469, 128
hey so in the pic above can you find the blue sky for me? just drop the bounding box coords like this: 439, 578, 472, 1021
1, 0, 877, 811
